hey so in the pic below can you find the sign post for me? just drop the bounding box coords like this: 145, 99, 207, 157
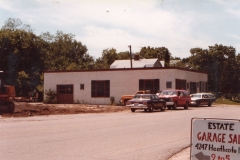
191, 118, 240, 160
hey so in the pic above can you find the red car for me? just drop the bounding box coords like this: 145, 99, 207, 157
158, 89, 191, 110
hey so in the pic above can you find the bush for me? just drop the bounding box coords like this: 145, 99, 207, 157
110, 96, 115, 105
44, 89, 57, 104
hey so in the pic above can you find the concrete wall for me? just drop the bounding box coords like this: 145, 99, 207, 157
44, 68, 207, 105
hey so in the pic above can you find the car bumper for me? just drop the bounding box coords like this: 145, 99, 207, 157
126, 104, 148, 109
166, 102, 174, 106
191, 101, 197, 105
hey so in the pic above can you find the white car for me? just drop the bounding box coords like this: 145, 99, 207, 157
190, 93, 216, 106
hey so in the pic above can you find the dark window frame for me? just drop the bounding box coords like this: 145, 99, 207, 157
91, 80, 110, 97
80, 84, 84, 90
57, 85, 73, 94
175, 79, 187, 90
139, 79, 159, 93
189, 82, 197, 94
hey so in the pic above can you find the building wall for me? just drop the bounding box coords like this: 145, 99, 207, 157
44, 68, 207, 105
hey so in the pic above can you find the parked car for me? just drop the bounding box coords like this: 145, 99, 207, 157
120, 90, 148, 106
190, 93, 216, 106
126, 94, 166, 112
158, 89, 191, 110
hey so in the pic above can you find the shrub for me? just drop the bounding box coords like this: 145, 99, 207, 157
110, 96, 115, 105
44, 89, 57, 104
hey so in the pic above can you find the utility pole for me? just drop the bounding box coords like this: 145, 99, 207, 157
128, 45, 133, 68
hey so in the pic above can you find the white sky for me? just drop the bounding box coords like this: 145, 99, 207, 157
0, 0, 240, 59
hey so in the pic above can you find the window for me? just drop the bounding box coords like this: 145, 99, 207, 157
166, 81, 172, 88
142, 95, 151, 99
183, 91, 189, 96
80, 84, 84, 90
176, 79, 186, 90
57, 85, 73, 94
190, 82, 197, 94
203, 94, 209, 98
139, 79, 159, 93
91, 80, 110, 97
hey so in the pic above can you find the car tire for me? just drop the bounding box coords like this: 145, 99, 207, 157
208, 102, 212, 107
184, 102, 189, 109
131, 109, 135, 112
196, 101, 200, 107
124, 100, 128, 106
148, 105, 153, 112
144, 109, 147, 112
172, 102, 177, 110
167, 106, 172, 110
160, 104, 165, 111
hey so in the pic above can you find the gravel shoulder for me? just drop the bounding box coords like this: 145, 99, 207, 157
0, 102, 130, 117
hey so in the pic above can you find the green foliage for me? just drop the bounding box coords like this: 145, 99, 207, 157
44, 89, 57, 104
94, 48, 118, 69
2, 18, 22, 31
41, 30, 94, 71
139, 46, 171, 66
0, 18, 94, 98
117, 51, 130, 60
173, 57, 189, 68
36, 73, 44, 101
187, 44, 239, 97
16, 71, 30, 96
0, 18, 45, 97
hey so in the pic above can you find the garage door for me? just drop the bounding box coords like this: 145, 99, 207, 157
57, 85, 73, 104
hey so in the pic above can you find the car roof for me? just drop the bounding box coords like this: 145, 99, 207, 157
162, 89, 188, 92
135, 94, 156, 96
190, 93, 214, 95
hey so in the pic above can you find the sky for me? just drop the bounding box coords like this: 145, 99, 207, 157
0, 0, 240, 59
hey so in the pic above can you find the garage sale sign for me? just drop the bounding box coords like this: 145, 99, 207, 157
191, 118, 240, 160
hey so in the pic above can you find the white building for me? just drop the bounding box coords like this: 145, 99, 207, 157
44, 67, 207, 104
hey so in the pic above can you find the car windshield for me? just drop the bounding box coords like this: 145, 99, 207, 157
191, 94, 201, 98
160, 91, 177, 96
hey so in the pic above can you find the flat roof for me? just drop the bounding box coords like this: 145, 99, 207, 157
44, 67, 207, 74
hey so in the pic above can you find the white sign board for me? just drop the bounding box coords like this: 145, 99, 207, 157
191, 118, 240, 160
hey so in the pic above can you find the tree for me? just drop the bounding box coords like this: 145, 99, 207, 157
41, 31, 94, 70
139, 46, 171, 66
117, 51, 130, 60
188, 44, 239, 97
174, 57, 189, 68
1, 18, 22, 31
94, 48, 118, 69
0, 19, 45, 96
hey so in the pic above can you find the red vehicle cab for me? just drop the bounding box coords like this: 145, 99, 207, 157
158, 89, 191, 110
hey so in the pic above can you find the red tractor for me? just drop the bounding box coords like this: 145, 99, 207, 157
0, 70, 15, 113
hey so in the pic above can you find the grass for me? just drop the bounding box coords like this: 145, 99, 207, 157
215, 99, 240, 105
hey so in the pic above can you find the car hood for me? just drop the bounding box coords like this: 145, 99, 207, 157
159, 95, 176, 98
191, 97, 201, 100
